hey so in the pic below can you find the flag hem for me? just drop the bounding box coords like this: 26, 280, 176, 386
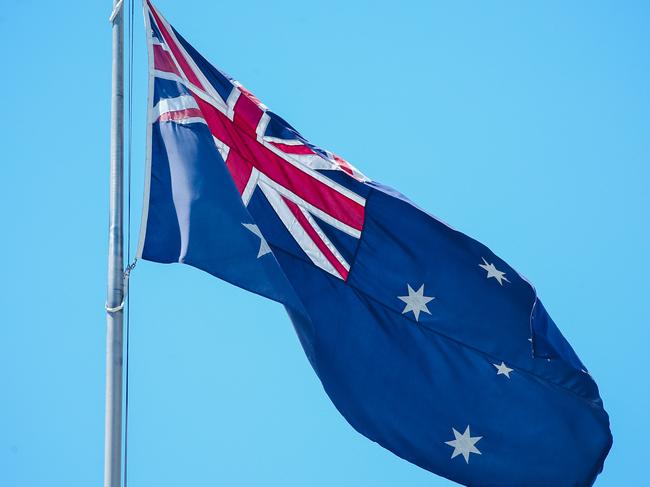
135, 0, 156, 260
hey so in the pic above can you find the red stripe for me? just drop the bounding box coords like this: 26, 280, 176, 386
225, 151, 253, 194
148, 2, 204, 90
283, 197, 349, 280
189, 98, 253, 193
193, 95, 365, 231
233, 93, 264, 135
157, 108, 204, 123
153, 44, 180, 75
270, 142, 315, 155
238, 85, 264, 108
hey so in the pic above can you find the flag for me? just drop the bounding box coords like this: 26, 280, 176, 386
137, 2, 612, 485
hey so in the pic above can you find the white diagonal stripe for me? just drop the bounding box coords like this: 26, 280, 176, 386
262, 136, 304, 145
258, 181, 341, 279
258, 172, 361, 239
256, 112, 271, 138
298, 206, 350, 271
225, 88, 241, 120
241, 168, 260, 206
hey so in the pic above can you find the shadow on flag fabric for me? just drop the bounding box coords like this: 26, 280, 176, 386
137, 2, 612, 485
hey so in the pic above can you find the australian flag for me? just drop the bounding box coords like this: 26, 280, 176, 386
137, 2, 612, 485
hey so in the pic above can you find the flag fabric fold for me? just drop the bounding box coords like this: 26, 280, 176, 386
138, 2, 612, 485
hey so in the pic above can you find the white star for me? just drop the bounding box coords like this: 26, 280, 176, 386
445, 425, 482, 463
493, 361, 513, 378
398, 284, 434, 322
479, 258, 509, 285
242, 223, 271, 258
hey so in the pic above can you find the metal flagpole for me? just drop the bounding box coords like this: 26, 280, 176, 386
105, 0, 125, 486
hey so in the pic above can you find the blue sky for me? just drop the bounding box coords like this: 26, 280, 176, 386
1, 1, 648, 485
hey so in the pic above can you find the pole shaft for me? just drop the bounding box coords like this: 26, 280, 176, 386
105, 0, 124, 486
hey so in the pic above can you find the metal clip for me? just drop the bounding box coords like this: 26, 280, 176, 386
105, 259, 138, 313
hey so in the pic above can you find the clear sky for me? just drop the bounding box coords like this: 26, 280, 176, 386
1, 1, 648, 486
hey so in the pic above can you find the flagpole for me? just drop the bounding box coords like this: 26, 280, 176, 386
105, 0, 125, 485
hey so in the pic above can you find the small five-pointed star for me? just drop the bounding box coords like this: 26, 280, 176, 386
493, 361, 514, 378
242, 223, 271, 258
398, 284, 434, 322
445, 425, 482, 463
479, 257, 509, 285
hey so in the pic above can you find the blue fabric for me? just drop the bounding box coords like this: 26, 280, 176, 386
141, 17, 612, 485
142, 116, 612, 486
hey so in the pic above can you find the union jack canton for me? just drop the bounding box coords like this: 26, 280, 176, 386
142, 0, 366, 281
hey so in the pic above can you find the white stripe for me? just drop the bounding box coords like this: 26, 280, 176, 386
241, 168, 259, 206
299, 206, 350, 271
225, 88, 241, 120
256, 112, 271, 138
153, 69, 185, 83
258, 181, 342, 279
262, 136, 303, 145
163, 117, 206, 126
258, 173, 361, 239
152, 94, 199, 121
278, 152, 343, 171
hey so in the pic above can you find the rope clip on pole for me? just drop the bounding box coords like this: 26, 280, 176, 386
105, 259, 138, 314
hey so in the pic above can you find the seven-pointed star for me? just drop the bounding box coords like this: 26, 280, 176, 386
398, 284, 434, 322
445, 425, 482, 463
493, 361, 514, 378
479, 257, 510, 285
242, 223, 271, 258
